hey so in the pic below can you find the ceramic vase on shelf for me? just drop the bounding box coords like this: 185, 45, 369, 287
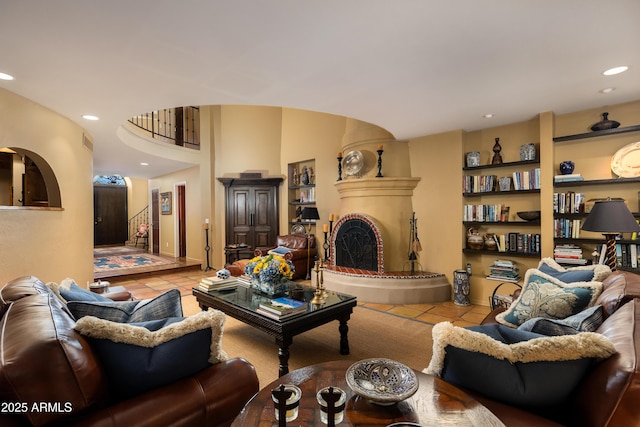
520, 143, 536, 161
484, 233, 498, 251
559, 160, 575, 175
466, 227, 484, 250
491, 138, 503, 164
466, 151, 480, 167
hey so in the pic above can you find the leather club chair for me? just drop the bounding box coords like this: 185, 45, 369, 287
254, 234, 318, 280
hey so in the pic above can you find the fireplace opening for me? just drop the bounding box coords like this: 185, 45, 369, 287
331, 214, 383, 273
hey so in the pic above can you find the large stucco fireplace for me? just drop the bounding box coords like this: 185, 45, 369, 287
313, 119, 451, 304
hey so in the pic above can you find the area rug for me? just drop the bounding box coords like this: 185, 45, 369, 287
206, 301, 435, 387
94, 254, 175, 273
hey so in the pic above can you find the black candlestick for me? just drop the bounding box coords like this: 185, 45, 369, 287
204, 226, 212, 271
376, 149, 384, 177
323, 231, 329, 262
337, 155, 343, 181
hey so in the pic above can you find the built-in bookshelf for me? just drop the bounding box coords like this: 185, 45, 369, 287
287, 159, 316, 233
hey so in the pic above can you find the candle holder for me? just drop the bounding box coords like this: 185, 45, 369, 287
317, 386, 346, 427
203, 223, 213, 271
323, 230, 330, 262
311, 260, 327, 305
376, 149, 384, 178
271, 384, 301, 427
337, 155, 343, 181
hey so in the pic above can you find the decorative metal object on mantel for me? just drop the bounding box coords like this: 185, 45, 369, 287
491, 137, 503, 164
376, 145, 384, 178
336, 152, 343, 181
301, 207, 320, 280
591, 112, 620, 132
343, 150, 364, 178
406, 212, 422, 274
581, 198, 640, 271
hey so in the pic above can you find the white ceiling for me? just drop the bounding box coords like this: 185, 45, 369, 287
1, 1, 639, 178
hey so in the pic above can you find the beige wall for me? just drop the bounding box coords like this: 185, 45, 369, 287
0, 88, 94, 285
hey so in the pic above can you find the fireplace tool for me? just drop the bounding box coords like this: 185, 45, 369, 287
406, 212, 422, 274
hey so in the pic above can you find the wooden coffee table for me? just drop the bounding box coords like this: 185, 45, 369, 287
193, 284, 357, 377
231, 360, 505, 426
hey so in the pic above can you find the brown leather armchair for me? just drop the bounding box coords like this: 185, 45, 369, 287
255, 234, 318, 280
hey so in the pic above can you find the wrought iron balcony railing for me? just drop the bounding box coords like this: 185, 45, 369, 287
128, 106, 200, 149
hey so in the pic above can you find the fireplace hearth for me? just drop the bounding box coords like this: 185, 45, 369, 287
333, 214, 381, 273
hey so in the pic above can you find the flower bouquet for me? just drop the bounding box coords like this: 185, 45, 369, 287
244, 254, 295, 296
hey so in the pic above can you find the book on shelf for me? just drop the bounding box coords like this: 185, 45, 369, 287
258, 296, 308, 317
554, 174, 584, 183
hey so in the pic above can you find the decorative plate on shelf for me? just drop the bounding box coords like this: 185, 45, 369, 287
611, 141, 640, 178
345, 358, 419, 405
291, 224, 306, 234
343, 150, 364, 176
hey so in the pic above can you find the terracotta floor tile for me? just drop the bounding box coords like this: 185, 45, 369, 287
461, 311, 489, 324
429, 305, 473, 318
364, 303, 395, 312
416, 313, 454, 325
388, 306, 423, 318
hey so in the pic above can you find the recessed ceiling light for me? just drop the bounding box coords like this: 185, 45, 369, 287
0, 72, 14, 80
82, 115, 99, 121
140, 162, 149, 166
599, 87, 615, 94
603, 66, 628, 76
483, 113, 494, 119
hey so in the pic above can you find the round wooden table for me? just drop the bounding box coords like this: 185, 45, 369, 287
231, 360, 505, 426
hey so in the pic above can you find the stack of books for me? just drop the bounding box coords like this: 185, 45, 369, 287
554, 173, 584, 183
486, 259, 520, 283
554, 244, 587, 265
198, 275, 239, 292
257, 296, 308, 320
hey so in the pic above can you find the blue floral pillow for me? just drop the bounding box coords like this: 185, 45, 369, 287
518, 305, 604, 336
496, 269, 603, 328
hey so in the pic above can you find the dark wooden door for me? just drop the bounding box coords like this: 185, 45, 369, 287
94, 185, 128, 246
219, 177, 282, 258
177, 184, 186, 257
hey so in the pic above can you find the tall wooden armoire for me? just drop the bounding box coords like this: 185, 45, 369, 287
218, 177, 283, 260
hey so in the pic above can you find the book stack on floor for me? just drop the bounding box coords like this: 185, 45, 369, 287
198, 275, 239, 292
486, 259, 520, 283
257, 296, 308, 320
554, 244, 587, 265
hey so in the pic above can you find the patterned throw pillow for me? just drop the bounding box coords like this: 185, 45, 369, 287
496, 269, 603, 328
67, 289, 183, 323
75, 310, 227, 398
537, 258, 612, 283
518, 305, 605, 336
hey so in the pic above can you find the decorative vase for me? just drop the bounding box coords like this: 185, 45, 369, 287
466, 151, 480, 167
466, 228, 484, 250
491, 138, 503, 164
251, 278, 289, 297
453, 270, 471, 306
591, 112, 620, 131
484, 233, 498, 251
520, 143, 536, 161
499, 176, 512, 191
301, 167, 310, 185
559, 160, 575, 175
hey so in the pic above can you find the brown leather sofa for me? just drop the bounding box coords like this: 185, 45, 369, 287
465, 270, 640, 427
254, 234, 318, 280
0, 276, 259, 427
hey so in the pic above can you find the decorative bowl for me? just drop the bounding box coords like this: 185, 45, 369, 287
345, 358, 419, 405
517, 210, 541, 221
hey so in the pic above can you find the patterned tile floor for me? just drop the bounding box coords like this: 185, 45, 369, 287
107, 267, 492, 326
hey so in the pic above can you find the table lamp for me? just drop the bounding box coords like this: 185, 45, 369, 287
301, 207, 320, 280
581, 198, 640, 271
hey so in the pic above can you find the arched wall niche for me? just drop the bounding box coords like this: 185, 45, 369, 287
0, 147, 62, 208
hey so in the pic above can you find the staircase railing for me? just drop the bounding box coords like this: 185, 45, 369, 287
128, 206, 149, 244
127, 106, 200, 149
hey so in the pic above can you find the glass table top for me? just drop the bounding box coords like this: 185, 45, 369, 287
201, 282, 356, 320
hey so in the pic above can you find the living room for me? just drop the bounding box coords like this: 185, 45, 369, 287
1, 3, 640, 426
